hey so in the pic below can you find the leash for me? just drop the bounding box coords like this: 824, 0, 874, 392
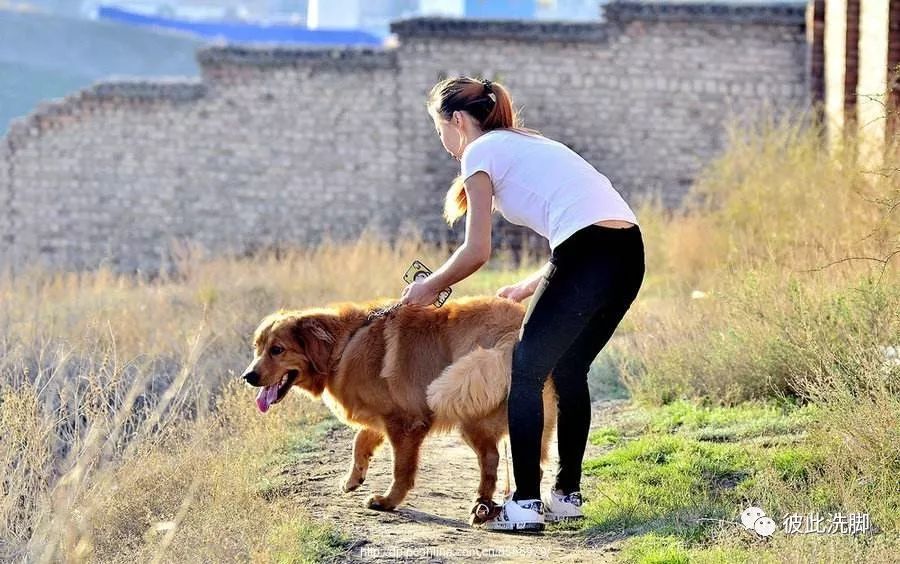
365, 301, 402, 323
503, 437, 511, 498
331, 302, 403, 375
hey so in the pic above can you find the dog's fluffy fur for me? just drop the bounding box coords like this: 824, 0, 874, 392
242, 296, 556, 513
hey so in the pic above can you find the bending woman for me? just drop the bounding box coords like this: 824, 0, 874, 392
400, 76, 645, 532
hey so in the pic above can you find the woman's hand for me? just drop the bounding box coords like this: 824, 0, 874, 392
496, 280, 535, 303
497, 263, 551, 303
400, 278, 441, 307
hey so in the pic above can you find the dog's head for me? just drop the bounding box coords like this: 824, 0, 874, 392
241, 310, 337, 413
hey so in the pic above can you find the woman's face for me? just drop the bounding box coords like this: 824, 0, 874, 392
432, 111, 464, 161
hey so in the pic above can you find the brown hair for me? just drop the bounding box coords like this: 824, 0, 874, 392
426, 77, 541, 225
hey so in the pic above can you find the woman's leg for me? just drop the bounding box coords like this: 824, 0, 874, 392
551, 302, 633, 494
552, 234, 645, 494
508, 262, 620, 500
508, 226, 644, 502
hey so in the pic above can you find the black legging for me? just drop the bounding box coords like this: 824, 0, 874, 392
509, 223, 645, 501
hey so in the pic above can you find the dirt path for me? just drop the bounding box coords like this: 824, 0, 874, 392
275, 400, 627, 563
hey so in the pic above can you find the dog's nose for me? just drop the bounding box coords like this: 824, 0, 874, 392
242, 371, 260, 386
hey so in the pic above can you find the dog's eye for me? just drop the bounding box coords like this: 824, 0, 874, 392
270, 345, 284, 356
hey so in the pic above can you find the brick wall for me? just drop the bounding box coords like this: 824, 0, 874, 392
3, 50, 399, 272
0, 1, 810, 272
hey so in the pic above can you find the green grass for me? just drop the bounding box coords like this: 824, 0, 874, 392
589, 426, 621, 447
621, 534, 756, 564
616, 400, 819, 442
267, 519, 352, 564
582, 433, 752, 537
580, 400, 897, 563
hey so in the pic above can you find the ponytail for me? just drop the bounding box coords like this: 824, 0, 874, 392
481, 80, 517, 131
443, 175, 467, 225
427, 77, 541, 226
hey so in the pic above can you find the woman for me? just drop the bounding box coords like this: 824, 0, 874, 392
400, 76, 645, 532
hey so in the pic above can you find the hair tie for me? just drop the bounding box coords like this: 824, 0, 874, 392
481, 79, 495, 101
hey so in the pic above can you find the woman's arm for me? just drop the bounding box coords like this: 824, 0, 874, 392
400, 172, 493, 306
428, 172, 493, 288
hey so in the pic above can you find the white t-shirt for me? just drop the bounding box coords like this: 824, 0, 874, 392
460, 129, 638, 250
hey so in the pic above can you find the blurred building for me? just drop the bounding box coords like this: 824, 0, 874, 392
80, 1, 309, 22
0, 0, 83, 16
95, 5, 380, 44
10, 0, 604, 31
418, 0, 464, 16
415, 0, 602, 20
464, 0, 536, 18
539, 0, 605, 19
307, 0, 418, 35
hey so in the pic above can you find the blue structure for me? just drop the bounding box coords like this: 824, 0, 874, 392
97, 6, 383, 45
464, 0, 536, 18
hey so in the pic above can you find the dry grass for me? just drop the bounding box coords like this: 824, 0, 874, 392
622, 113, 899, 405
0, 233, 542, 561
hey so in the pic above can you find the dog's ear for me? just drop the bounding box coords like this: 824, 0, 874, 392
290, 316, 336, 375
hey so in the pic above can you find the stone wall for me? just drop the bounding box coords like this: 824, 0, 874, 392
3, 49, 399, 272
0, 1, 810, 273
394, 1, 809, 249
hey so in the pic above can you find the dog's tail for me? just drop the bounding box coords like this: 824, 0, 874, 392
426, 333, 517, 420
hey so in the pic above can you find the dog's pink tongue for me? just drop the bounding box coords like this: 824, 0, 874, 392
256, 385, 279, 413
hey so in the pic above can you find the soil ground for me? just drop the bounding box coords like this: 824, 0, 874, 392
272, 401, 628, 563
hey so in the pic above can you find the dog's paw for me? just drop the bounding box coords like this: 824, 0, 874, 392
366, 494, 396, 511
342, 474, 364, 492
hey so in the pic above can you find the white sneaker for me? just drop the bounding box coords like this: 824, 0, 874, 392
481, 493, 545, 532
543, 489, 584, 522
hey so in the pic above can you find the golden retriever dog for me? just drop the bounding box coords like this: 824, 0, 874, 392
241, 296, 556, 521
